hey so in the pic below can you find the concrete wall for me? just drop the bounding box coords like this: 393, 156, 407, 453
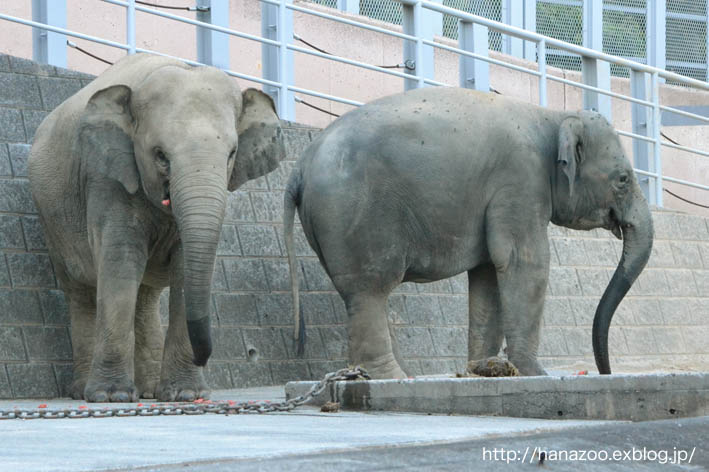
1, 54, 708, 399
2, 0, 708, 215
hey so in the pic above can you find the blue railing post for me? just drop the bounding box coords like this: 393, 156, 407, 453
261, 0, 295, 120
458, 20, 489, 92
336, 0, 359, 15
501, 0, 523, 58
581, 0, 611, 120
522, 0, 536, 61
197, 0, 230, 70
647, 0, 666, 72
538, 39, 547, 107
651, 71, 663, 207
631, 70, 653, 203
402, 0, 441, 91
127, 0, 136, 54
31, 0, 67, 68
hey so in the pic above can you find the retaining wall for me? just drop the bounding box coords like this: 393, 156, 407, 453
0, 54, 707, 398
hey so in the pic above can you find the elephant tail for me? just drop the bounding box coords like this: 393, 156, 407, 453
284, 167, 306, 356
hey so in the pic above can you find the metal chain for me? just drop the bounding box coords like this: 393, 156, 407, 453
0, 367, 369, 420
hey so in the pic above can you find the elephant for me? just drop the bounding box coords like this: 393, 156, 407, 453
283, 87, 653, 378
28, 53, 285, 402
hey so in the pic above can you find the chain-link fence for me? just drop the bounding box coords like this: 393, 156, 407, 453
306, 0, 709, 82
667, 0, 707, 82
537, 0, 583, 71
359, 0, 403, 24
442, 0, 503, 50
603, 0, 647, 77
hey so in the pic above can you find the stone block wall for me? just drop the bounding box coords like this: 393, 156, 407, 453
0, 55, 94, 398
1, 54, 707, 398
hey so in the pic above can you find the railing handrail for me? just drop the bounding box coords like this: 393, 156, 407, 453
1, 0, 709, 204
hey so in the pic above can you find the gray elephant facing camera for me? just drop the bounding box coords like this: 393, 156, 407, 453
284, 87, 653, 379
29, 53, 285, 402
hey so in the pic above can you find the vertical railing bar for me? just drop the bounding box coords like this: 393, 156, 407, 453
414, 0, 424, 88
651, 71, 663, 207
278, 0, 289, 117
538, 39, 547, 107
127, 0, 136, 54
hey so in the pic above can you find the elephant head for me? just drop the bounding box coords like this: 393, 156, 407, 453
551, 111, 654, 374
77, 65, 285, 366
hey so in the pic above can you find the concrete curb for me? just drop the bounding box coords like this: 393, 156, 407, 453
285, 372, 709, 421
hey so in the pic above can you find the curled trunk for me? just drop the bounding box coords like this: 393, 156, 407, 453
170, 167, 227, 366
592, 196, 654, 374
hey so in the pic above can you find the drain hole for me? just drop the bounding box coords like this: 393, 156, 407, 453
557, 410, 563, 417
669, 408, 676, 415
247, 348, 259, 362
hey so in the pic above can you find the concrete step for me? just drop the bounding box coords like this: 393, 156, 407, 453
286, 372, 709, 421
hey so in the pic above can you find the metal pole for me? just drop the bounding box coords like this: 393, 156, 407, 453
502, 0, 523, 58
127, 0, 136, 54
414, 1, 424, 88
197, 0, 231, 69
581, 0, 611, 120
651, 71, 663, 207
277, 0, 295, 120
522, 0, 536, 61
538, 39, 547, 107
336, 0, 359, 15
631, 69, 652, 202
458, 20, 489, 91
278, 0, 289, 117
31, 0, 67, 67
647, 0, 666, 71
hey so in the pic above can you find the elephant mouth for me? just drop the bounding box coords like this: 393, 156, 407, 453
606, 207, 623, 240
162, 181, 171, 208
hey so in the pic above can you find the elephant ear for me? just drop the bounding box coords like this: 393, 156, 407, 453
556, 116, 584, 199
229, 88, 285, 191
78, 85, 140, 195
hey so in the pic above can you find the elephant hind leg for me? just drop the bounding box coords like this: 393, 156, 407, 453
338, 285, 407, 380
66, 285, 97, 400
134, 285, 165, 399
467, 264, 504, 362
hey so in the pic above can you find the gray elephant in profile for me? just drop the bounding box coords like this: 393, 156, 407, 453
284, 87, 653, 378
29, 53, 285, 402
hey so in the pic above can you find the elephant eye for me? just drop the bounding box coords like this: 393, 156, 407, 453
154, 148, 169, 169
619, 174, 629, 184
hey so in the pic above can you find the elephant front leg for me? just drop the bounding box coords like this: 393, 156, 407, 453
134, 285, 164, 399
491, 233, 550, 377
467, 264, 504, 362
84, 248, 146, 402
66, 286, 97, 399
157, 246, 209, 402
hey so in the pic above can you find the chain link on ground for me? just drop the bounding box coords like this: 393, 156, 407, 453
0, 367, 369, 420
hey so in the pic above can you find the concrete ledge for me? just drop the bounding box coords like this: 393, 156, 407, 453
285, 373, 709, 421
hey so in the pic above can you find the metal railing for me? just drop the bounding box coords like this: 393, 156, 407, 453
2, 0, 709, 208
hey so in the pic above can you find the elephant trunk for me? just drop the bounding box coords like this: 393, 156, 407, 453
170, 163, 227, 366
592, 195, 653, 374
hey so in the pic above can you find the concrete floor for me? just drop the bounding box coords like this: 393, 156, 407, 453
0, 386, 705, 471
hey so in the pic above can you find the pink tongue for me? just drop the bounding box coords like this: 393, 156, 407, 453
162, 199, 171, 207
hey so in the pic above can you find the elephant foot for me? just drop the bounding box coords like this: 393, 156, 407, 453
135, 360, 162, 399
84, 376, 139, 402
136, 377, 159, 399
508, 356, 547, 376
359, 353, 407, 379
157, 371, 210, 402
69, 378, 87, 400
